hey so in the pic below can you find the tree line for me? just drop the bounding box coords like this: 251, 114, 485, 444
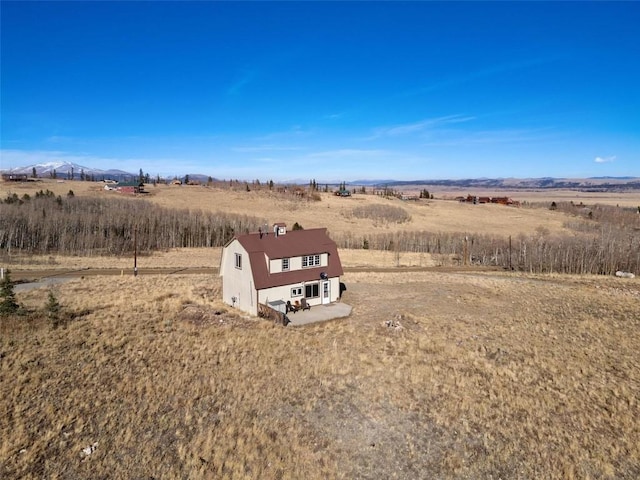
1, 191, 638, 275
333, 228, 639, 275
0, 191, 266, 256
333, 203, 640, 275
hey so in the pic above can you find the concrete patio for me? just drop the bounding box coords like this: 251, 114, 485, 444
286, 301, 352, 326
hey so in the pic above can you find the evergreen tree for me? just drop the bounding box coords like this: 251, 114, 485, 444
0, 270, 20, 316
31, 167, 37, 178
46, 290, 62, 327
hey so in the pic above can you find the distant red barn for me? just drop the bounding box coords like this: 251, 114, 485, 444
116, 181, 144, 195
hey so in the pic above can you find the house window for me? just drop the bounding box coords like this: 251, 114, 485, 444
235, 253, 242, 269
282, 258, 290, 271
302, 254, 320, 268
291, 286, 302, 297
305, 283, 319, 298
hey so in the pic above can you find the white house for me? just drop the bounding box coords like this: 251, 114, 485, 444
220, 223, 344, 316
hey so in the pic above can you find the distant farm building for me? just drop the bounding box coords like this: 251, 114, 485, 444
116, 181, 145, 195
1, 173, 30, 182
399, 194, 419, 201
459, 195, 520, 206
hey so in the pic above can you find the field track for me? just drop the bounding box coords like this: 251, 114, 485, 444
8, 265, 506, 282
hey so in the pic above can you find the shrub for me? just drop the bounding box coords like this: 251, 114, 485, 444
0, 270, 20, 316
348, 204, 411, 224
45, 290, 62, 327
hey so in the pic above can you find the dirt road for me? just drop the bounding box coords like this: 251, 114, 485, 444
9, 265, 503, 283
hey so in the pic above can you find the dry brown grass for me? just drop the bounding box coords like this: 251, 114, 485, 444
1, 248, 436, 272
1, 178, 590, 237
1, 247, 222, 271
2, 269, 639, 479
407, 186, 640, 208
2, 179, 639, 478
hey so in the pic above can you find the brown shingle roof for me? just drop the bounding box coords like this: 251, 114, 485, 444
236, 228, 344, 290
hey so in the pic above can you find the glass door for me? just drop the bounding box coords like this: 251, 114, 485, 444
322, 281, 330, 304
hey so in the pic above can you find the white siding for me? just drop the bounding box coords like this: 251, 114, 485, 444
257, 276, 341, 308
221, 240, 341, 317
269, 257, 283, 274
258, 284, 297, 306
287, 253, 328, 271
220, 240, 257, 315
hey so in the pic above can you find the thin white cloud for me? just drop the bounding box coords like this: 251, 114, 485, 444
369, 114, 475, 139
306, 149, 389, 160
403, 56, 562, 98
46, 135, 75, 144
594, 155, 616, 163
422, 127, 557, 147
231, 145, 304, 153
254, 126, 315, 142
227, 69, 256, 96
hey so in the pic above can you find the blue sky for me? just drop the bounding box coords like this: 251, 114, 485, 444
1, 1, 639, 181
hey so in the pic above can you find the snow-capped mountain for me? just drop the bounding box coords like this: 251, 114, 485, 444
3, 161, 136, 181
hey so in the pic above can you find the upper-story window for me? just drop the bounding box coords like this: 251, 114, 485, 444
235, 253, 242, 269
282, 258, 290, 271
302, 254, 320, 268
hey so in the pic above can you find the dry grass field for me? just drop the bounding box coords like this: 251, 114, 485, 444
6, 178, 637, 239
1, 178, 639, 478
1, 270, 639, 479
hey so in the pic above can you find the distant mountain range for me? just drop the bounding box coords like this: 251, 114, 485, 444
2, 161, 137, 182
351, 177, 640, 191
2, 161, 638, 190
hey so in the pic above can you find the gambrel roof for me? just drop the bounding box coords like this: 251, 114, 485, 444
232, 228, 344, 290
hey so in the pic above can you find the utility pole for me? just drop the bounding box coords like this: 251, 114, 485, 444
134, 225, 138, 277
